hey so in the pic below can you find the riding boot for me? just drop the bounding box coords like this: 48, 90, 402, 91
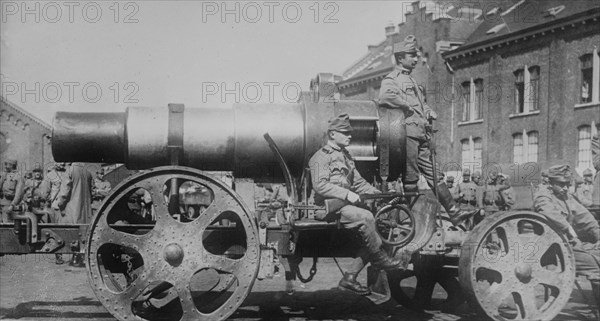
437, 182, 478, 226
357, 224, 403, 271
338, 272, 370, 296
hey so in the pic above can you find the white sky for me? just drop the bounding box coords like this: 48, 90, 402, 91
1, 0, 412, 124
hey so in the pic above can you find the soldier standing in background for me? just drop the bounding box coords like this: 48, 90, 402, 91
497, 174, 515, 210
576, 168, 594, 207
378, 35, 476, 226
483, 173, 515, 214
0, 159, 24, 223
456, 169, 482, 212
54, 163, 93, 267
92, 168, 112, 213
446, 176, 460, 201
23, 164, 47, 221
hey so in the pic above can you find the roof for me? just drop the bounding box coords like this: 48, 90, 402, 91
0, 95, 52, 131
338, 36, 397, 88
445, 0, 600, 58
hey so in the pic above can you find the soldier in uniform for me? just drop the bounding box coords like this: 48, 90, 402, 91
378, 35, 476, 226
23, 164, 47, 221
309, 113, 402, 295
92, 168, 112, 213
576, 168, 594, 207
497, 174, 515, 210
483, 172, 515, 214
0, 159, 24, 223
456, 169, 482, 211
533, 164, 600, 305
446, 176, 460, 201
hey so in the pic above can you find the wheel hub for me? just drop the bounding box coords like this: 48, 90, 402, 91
164, 243, 184, 266
514, 263, 532, 282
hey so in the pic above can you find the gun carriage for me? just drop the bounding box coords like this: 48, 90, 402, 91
0, 93, 576, 321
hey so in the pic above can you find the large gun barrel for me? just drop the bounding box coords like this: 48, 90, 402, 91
52, 96, 405, 182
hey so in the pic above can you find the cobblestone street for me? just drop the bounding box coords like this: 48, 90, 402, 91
1, 255, 597, 321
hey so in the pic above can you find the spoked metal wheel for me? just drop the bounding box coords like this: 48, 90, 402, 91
459, 211, 575, 320
375, 204, 415, 247
86, 166, 260, 321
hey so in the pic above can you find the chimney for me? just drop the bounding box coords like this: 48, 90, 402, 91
385, 21, 396, 38
385, 21, 397, 47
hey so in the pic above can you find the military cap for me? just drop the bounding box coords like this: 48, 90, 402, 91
328, 113, 353, 132
472, 171, 482, 178
32, 164, 42, 172
393, 35, 418, 55
446, 176, 455, 182
583, 168, 593, 177
541, 170, 548, 178
574, 175, 584, 185
4, 159, 17, 167
462, 168, 471, 176
547, 164, 572, 183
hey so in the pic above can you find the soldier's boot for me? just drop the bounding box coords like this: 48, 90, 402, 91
357, 223, 403, 271
437, 182, 478, 226
338, 272, 370, 296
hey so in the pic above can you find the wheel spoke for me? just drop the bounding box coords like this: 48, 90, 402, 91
500, 220, 519, 245
112, 272, 151, 307
516, 285, 539, 320
533, 267, 564, 288
177, 286, 203, 321
148, 184, 170, 221
95, 229, 148, 252
530, 234, 557, 261
397, 225, 413, 232
387, 228, 394, 241
482, 281, 513, 313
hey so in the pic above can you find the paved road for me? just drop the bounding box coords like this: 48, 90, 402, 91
0, 255, 597, 321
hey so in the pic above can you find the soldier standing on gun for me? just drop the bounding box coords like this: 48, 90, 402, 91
0, 159, 24, 223
378, 35, 477, 226
309, 113, 402, 296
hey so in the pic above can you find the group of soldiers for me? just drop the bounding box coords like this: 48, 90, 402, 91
446, 168, 516, 224
0, 159, 112, 265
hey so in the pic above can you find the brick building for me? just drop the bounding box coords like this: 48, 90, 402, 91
0, 96, 54, 172
442, 0, 600, 200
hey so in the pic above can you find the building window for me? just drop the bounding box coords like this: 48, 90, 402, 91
475, 79, 484, 119
578, 125, 592, 170
515, 70, 525, 113
514, 65, 540, 113
527, 131, 538, 162
473, 137, 483, 165
461, 139, 470, 165
461, 78, 483, 122
461, 136, 482, 169
513, 130, 538, 164
513, 133, 524, 164
461, 81, 470, 122
580, 49, 600, 104
529, 66, 539, 111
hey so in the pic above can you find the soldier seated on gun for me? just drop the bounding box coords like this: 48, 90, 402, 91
309, 113, 403, 296
533, 164, 600, 305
